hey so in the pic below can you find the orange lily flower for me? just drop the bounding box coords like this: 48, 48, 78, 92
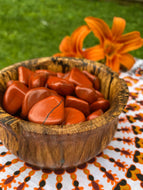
54, 25, 104, 61
85, 16, 143, 72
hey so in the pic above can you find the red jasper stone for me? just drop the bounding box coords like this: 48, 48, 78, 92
57, 72, 70, 80
82, 70, 100, 90
35, 69, 57, 77
6, 80, 14, 88
64, 107, 85, 125
75, 85, 97, 104
18, 66, 34, 85
65, 96, 90, 116
46, 76, 75, 96
95, 90, 104, 99
21, 87, 57, 118
63, 72, 70, 80
28, 95, 64, 125
29, 73, 47, 88
87, 109, 103, 120
90, 99, 110, 113
57, 72, 65, 78
3, 81, 29, 114
68, 68, 93, 87
97, 97, 104, 101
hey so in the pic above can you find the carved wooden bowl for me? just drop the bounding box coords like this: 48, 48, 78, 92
0, 57, 129, 169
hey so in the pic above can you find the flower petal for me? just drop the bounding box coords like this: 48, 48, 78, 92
118, 31, 142, 43
106, 56, 120, 73
71, 25, 91, 54
117, 31, 143, 53
119, 53, 135, 70
59, 36, 73, 53
119, 37, 143, 53
85, 16, 112, 45
83, 45, 105, 61
111, 17, 126, 41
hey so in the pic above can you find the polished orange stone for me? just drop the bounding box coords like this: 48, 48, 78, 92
90, 99, 110, 113
57, 72, 70, 80
57, 72, 65, 78
35, 69, 57, 77
18, 66, 34, 85
6, 80, 14, 88
82, 70, 100, 90
63, 72, 70, 80
68, 68, 93, 87
29, 73, 47, 88
75, 85, 97, 104
65, 96, 90, 116
97, 97, 105, 101
28, 95, 64, 125
95, 90, 104, 99
21, 87, 57, 118
3, 81, 29, 114
87, 109, 103, 120
64, 107, 85, 125
46, 76, 75, 96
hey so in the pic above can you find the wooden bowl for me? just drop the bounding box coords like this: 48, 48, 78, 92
0, 57, 129, 169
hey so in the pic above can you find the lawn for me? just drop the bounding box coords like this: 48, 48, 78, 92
0, 0, 143, 69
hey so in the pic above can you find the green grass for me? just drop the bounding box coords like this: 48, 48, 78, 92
0, 0, 143, 69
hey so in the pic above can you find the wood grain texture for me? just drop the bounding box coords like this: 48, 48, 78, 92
0, 57, 129, 169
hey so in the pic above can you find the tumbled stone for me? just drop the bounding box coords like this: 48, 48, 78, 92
95, 90, 104, 99
21, 87, 57, 118
90, 99, 110, 113
46, 76, 75, 96
6, 80, 14, 88
28, 95, 64, 125
57, 72, 70, 80
75, 85, 97, 104
35, 69, 57, 77
29, 72, 47, 88
3, 81, 29, 114
64, 107, 85, 125
68, 68, 93, 87
18, 66, 34, 85
65, 96, 90, 116
82, 70, 100, 90
87, 109, 103, 120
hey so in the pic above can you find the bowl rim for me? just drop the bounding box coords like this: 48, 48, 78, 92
0, 56, 129, 135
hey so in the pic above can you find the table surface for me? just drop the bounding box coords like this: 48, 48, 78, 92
0, 59, 143, 190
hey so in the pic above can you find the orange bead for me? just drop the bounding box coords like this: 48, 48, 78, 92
75, 85, 97, 104
87, 109, 103, 120
82, 70, 100, 90
29, 72, 47, 88
46, 76, 75, 96
3, 81, 29, 114
90, 99, 110, 113
65, 96, 90, 116
21, 87, 57, 118
64, 107, 85, 125
68, 68, 93, 87
18, 66, 34, 85
28, 95, 64, 125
